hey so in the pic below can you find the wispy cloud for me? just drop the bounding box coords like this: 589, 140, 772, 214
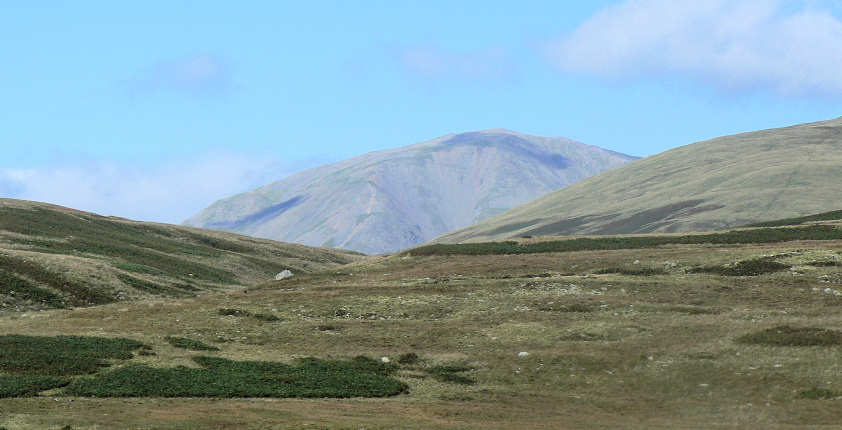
397, 44, 514, 83
542, 0, 842, 98
125, 54, 232, 98
0, 152, 332, 224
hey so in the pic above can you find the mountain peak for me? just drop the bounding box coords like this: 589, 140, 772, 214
185, 130, 637, 254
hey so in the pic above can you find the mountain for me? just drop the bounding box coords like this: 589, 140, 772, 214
0, 198, 362, 312
431, 117, 842, 244
183, 129, 638, 254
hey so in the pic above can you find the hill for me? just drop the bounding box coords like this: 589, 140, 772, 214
0, 198, 362, 312
183, 129, 637, 254
432, 117, 842, 244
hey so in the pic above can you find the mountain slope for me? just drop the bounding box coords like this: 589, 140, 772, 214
184, 129, 638, 254
0, 198, 362, 312
432, 117, 842, 244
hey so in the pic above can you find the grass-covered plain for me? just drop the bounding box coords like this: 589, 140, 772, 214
3, 217, 842, 427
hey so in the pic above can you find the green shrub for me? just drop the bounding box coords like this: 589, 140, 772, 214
594, 267, 667, 276
0, 334, 148, 376
397, 352, 420, 365
807, 260, 841, 267
736, 326, 842, 347
746, 210, 842, 227
0, 375, 68, 398
65, 356, 408, 398
408, 225, 842, 256
165, 337, 219, 351
425, 363, 474, 385
688, 258, 789, 276
217, 308, 279, 322
0, 270, 65, 308
799, 388, 842, 399
0, 255, 112, 306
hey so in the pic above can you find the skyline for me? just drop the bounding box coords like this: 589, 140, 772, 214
3, 0, 842, 223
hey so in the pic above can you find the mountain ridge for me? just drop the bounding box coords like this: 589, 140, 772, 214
185, 129, 638, 254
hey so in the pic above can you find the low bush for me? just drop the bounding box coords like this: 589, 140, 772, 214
0, 334, 148, 376
66, 355, 408, 398
0, 255, 112, 306
799, 388, 842, 399
593, 267, 667, 276
736, 326, 842, 347
0, 270, 65, 308
165, 336, 219, 351
409, 225, 842, 256
688, 258, 789, 276
807, 260, 841, 267
425, 363, 474, 385
0, 375, 68, 398
746, 210, 842, 227
217, 307, 279, 322
397, 352, 420, 365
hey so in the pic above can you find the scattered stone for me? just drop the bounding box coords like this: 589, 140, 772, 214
518, 351, 530, 357
381, 356, 390, 363
275, 270, 293, 280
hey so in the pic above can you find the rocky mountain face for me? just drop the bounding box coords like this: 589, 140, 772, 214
432, 117, 842, 244
184, 129, 638, 254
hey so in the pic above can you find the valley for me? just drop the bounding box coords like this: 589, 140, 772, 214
2, 207, 842, 428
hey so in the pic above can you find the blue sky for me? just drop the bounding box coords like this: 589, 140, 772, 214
3, 0, 842, 223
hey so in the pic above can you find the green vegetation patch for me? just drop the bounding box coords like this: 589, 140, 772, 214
807, 260, 842, 267
424, 363, 475, 385
593, 266, 668, 276
117, 274, 194, 298
688, 258, 790, 276
0, 334, 148, 376
66, 355, 408, 398
411, 225, 842, 256
165, 336, 219, 351
217, 307, 280, 322
0, 255, 112, 306
0, 375, 68, 398
736, 326, 842, 347
0, 270, 66, 308
746, 209, 842, 228
799, 388, 842, 399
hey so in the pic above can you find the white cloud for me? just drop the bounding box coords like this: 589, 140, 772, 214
126, 54, 232, 98
398, 44, 514, 82
542, 0, 842, 98
0, 152, 331, 224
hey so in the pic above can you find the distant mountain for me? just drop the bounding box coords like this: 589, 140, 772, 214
184, 129, 638, 254
431, 117, 842, 244
0, 198, 361, 311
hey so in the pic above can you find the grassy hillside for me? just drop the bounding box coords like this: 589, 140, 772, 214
433, 116, 842, 244
0, 198, 362, 312
2, 216, 842, 427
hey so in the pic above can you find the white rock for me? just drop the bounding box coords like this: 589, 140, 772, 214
275, 270, 293, 280
518, 351, 530, 357
381, 357, 390, 363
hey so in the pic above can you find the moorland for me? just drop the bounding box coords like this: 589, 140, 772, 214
2, 200, 842, 428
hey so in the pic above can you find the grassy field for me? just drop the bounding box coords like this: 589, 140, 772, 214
2, 217, 842, 428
